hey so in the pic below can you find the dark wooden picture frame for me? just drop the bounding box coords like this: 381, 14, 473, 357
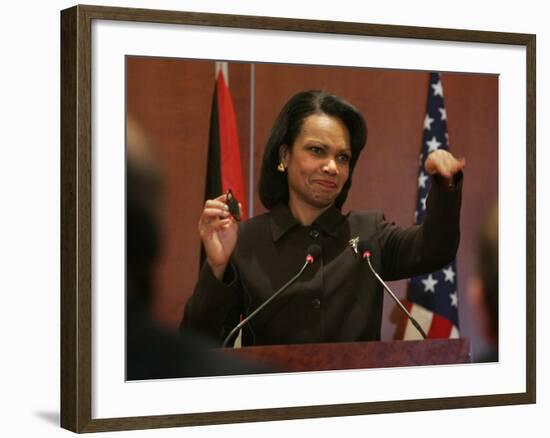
61, 4, 536, 433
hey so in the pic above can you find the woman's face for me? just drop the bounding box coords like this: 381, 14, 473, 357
281, 113, 351, 211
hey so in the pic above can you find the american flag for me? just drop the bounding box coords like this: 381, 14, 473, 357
402, 72, 459, 340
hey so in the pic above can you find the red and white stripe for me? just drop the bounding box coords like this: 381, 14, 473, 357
403, 301, 459, 340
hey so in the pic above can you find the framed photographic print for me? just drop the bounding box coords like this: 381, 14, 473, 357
60, 4, 535, 433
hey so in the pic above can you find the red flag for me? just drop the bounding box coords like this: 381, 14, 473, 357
201, 69, 247, 268
215, 71, 247, 218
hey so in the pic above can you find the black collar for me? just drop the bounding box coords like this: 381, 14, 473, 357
269, 203, 344, 242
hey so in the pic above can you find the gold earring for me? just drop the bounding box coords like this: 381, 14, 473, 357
277, 163, 286, 172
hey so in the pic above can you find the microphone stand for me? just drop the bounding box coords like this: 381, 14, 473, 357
221, 258, 312, 348
364, 253, 427, 339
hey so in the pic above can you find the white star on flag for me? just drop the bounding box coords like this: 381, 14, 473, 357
426, 136, 441, 152
431, 80, 444, 97
420, 195, 428, 210
422, 274, 438, 293
443, 266, 456, 283
424, 114, 434, 130
418, 171, 429, 188
438, 107, 447, 121
450, 291, 458, 307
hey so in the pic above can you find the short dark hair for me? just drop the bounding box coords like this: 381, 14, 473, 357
258, 90, 367, 210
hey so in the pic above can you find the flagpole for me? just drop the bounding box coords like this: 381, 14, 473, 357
248, 63, 255, 217
214, 60, 243, 348
215, 61, 228, 84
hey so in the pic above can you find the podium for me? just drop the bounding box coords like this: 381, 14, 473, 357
227, 339, 470, 373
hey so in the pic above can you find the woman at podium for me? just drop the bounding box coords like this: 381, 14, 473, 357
181, 90, 464, 347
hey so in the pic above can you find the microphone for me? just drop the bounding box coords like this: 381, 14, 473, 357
358, 240, 428, 339
221, 244, 322, 348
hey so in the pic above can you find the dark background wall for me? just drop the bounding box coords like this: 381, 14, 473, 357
126, 57, 498, 357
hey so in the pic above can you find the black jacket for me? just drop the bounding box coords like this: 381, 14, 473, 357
182, 176, 462, 346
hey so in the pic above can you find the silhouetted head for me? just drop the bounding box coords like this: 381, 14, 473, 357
126, 116, 163, 307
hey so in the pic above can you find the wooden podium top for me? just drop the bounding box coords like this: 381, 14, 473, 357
225, 338, 470, 373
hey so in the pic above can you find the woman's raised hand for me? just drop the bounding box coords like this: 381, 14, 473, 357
198, 193, 241, 280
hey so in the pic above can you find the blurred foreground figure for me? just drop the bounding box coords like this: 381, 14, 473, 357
126, 116, 267, 379
468, 203, 498, 362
